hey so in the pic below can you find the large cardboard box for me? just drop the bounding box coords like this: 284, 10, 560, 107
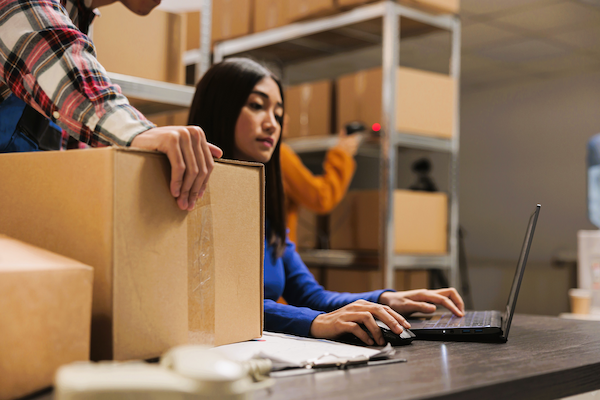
212, 0, 253, 43
93, 2, 185, 84
286, 0, 337, 22
329, 189, 448, 254
325, 269, 430, 292
336, 0, 459, 14
187, 160, 264, 346
337, 66, 455, 139
254, 0, 287, 32
0, 148, 264, 360
285, 80, 333, 138
399, 0, 460, 14
0, 236, 93, 400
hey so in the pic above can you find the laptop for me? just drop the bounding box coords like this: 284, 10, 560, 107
407, 204, 541, 343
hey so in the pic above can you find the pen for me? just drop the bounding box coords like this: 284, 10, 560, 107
270, 358, 407, 378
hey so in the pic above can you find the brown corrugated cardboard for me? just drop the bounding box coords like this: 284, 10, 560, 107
212, 0, 253, 43
93, 2, 185, 84
188, 160, 264, 347
0, 148, 264, 361
186, 11, 201, 51
0, 235, 93, 400
399, 0, 460, 14
329, 189, 448, 254
0, 147, 189, 361
336, 0, 377, 8
285, 80, 332, 138
325, 269, 431, 292
286, 0, 337, 22
296, 206, 318, 249
337, 67, 455, 139
254, 0, 287, 32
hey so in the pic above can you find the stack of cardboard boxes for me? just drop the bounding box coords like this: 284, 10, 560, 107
0, 149, 264, 399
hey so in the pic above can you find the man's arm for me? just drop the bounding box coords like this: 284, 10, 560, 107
0, 0, 222, 210
0, 0, 152, 146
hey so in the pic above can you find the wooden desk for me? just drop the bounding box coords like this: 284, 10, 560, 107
255, 314, 600, 400
28, 314, 600, 400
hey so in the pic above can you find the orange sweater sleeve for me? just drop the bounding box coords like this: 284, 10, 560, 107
280, 142, 356, 214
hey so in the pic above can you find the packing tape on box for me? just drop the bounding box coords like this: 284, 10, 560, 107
188, 189, 216, 345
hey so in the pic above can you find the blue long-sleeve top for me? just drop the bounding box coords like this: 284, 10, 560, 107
264, 236, 391, 337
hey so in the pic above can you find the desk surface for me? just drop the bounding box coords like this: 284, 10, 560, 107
30, 314, 600, 400
255, 314, 600, 400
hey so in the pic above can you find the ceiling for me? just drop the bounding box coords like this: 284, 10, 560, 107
459, 0, 600, 90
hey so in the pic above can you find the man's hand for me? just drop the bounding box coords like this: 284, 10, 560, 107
379, 288, 465, 317
310, 300, 411, 346
130, 126, 223, 211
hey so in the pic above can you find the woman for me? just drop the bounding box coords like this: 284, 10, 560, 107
188, 58, 464, 346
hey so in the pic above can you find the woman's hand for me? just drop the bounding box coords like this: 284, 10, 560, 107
334, 128, 362, 157
309, 300, 411, 346
379, 288, 465, 317
131, 126, 223, 211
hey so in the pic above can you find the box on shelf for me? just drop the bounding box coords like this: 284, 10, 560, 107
0, 235, 93, 400
147, 109, 190, 127
254, 0, 288, 32
325, 269, 430, 292
187, 159, 264, 346
329, 189, 448, 254
336, 0, 377, 9
212, 0, 253, 43
398, 0, 460, 14
186, 11, 201, 51
0, 148, 264, 360
93, 2, 185, 84
337, 66, 455, 139
284, 80, 333, 138
295, 206, 319, 249
286, 0, 337, 22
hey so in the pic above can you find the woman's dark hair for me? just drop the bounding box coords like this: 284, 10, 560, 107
188, 58, 286, 258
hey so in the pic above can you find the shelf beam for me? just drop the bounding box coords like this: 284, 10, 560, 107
108, 73, 194, 108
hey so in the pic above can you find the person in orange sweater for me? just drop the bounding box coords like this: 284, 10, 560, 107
280, 121, 362, 245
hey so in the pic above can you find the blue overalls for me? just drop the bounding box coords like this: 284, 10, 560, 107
0, 94, 63, 153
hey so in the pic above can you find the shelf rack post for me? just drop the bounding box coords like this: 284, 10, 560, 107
448, 16, 461, 289
381, 1, 400, 290
197, 0, 213, 81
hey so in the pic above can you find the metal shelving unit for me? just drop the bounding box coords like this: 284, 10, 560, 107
103, 0, 212, 116
213, 1, 461, 289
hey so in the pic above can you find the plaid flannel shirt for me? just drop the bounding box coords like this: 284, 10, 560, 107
0, 0, 155, 147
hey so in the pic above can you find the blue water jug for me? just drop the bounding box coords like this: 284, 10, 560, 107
587, 133, 600, 228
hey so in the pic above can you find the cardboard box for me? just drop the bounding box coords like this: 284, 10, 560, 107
337, 66, 455, 139
398, 0, 460, 14
254, 0, 287, 32
295, 206, 319, 249
325, 269, 431, 292
336, 0, 377, 9
212, 0, 253, 43
286, 0, 337, 22
329, 189, 448, 254
285, 80, 333, 138
186, 11, 201, 51
0, 235, 93, 400
93, 2, 185, 84
0, 148, 264, 360
188, 159, 264, 346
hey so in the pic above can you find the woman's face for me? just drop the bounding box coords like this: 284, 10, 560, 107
234, 77, 283, 163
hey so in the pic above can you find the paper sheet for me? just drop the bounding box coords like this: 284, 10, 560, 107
211, 332, 393, 370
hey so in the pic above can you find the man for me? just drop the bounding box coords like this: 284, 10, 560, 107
0, 0, 221, 211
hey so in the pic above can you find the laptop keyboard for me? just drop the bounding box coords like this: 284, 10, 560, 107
424, 311, 494, 329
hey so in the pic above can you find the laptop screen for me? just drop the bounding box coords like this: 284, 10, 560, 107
501, 204, 541, 340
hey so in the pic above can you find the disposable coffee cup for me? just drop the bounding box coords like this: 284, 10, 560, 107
568, 288, 592, 315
